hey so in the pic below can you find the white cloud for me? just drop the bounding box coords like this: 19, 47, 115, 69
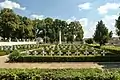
66, 14, 119, 38
78, 18, 88, 27
98, 3, 120, 14
30, 14, 44, 20
84, 21, 97, 38
66, 16, 76, 24
85, 15, 119, 38
85, 14, 119, 38
66, 16, 88, 26
0, 0, 26, 10
102, 15, 118, 37
78, 2, 91, 10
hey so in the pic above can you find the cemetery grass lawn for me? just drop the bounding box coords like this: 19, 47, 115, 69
0, 51, 8, 56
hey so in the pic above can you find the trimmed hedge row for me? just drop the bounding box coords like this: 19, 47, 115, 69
88, 44, 120, 54
9, 55, 120, 62
101, 46, 120, 54
0, 68, 120, 80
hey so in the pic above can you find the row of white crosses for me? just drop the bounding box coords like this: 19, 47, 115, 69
27, 49, 106, 56
50, 51, 54, 56
41, 48, 47, 56
66, 51, 71, 56
0, 46, 17, 51
75, 51, 80, 56
101, 50, 106, 56
58, 51, 63, 56
83, 50, 106, 56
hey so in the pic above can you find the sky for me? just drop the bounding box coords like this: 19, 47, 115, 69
0, 0, 120, 38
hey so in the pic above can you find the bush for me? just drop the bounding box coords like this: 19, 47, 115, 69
101, 46, 120, 54
8, 50, 21, 62
89, 44, 120, 54
85, 38, 94, 44
8, 55, 120, 62
0, 68, 120, 80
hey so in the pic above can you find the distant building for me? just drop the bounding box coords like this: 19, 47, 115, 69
108, 37, 120, 45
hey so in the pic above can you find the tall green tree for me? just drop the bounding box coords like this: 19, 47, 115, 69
61, 20, 68, 41
109, 31, 113, 39
44, 17, 53, 43
93, 20, 109, 46
0, 8, 20, 40
68, 21, 84, 43
53, 19, 62, 43
115, 16, 120, 37
0, 8, 84, 43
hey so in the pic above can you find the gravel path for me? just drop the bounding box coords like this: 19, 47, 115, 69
0, 55, 103, 69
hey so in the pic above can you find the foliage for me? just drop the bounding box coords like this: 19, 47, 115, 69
8, 50, 21, 62
7, 44, 115, 62
0, 68, 120, 80
9, 55, 120, 62
109, 31, 113, 38
101, 45, 120, 54
0, 8, 84, 43
85, 38, 94, 44
88, 44, 120, 54
115, 15, 120, 36
93, 20, 110, 46
68, 21, 84, 43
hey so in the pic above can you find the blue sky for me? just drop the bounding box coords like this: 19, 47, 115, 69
0, 0, 120, 38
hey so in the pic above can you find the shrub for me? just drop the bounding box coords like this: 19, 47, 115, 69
0, 68, 120, 80
85, 38, 94, 44
8, 55, 120, 62
8, 50, 21, 62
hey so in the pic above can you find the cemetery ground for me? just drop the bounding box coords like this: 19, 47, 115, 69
1, 43, 120, 79
0, 43, 120, 69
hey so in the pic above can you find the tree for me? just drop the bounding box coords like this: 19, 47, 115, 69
0, 8, 20, 40
85, 38, 93, 44
115, 15, 120, 37
0, 8, 84, 43
68, 21, 84, 43
53, 19, 62, 43
44, 17, 53, 43
61, 20, 68, 42
22, 17, 34, 39
93, 20, 109, 46
109, 31, 113, 39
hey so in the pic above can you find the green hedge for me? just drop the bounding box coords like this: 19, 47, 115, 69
0, 68, 120, 80
101, 46, 120, 54
88, 44, 120, 54
8, 55, 120, 62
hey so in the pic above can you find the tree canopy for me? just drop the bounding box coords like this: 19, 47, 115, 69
0, 8, 84, 43
93, 20, 111, 46
115, 15, 120, 37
